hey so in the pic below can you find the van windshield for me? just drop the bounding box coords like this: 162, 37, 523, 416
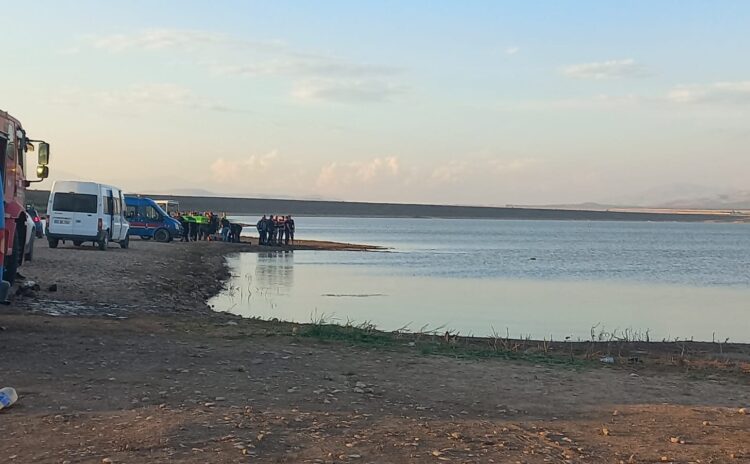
53, 193, 98, 213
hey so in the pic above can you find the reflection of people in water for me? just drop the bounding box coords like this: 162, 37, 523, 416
254, 251, 295, 292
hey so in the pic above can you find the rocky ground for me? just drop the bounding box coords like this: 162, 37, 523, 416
0, 239, 748, 463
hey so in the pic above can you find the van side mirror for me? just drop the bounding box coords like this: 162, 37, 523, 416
37, 165, 49, 179
38, 142, 50, 165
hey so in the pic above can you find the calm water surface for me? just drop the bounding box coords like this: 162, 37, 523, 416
210, 217, 750, 342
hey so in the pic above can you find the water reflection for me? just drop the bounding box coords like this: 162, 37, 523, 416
255, 251, 295, 291
210, 251, 750, 342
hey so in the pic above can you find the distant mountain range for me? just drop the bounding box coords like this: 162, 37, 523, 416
657, 191, 750, 210
534, 186, 750, 211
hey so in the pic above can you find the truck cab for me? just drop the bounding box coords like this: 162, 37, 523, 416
124, 196, 182, 242
1, 110, 51, 285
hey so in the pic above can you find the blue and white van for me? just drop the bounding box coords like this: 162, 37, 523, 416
124, 196, 182, 242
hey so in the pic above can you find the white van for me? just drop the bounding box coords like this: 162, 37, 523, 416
46, 181, 130, 250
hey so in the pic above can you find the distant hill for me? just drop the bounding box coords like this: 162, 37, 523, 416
26, 190, 749, 223
530, 189, 750, 212
657, 191, 750, 210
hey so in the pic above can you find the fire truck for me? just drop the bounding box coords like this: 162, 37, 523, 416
0, 110, 50, 300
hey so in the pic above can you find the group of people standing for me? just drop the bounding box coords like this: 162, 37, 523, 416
174, 211, 295, 246
257, 215, 295, 246
177, 212, 242, 243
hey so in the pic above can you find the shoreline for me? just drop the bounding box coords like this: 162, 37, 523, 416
2, 239, 748, 462
236, 236, 386, 252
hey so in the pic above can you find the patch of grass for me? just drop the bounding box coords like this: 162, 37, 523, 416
301, 322, 394, 346
191, 315, 748, 376
418, 342, 590, 367
297, 319, 588, 368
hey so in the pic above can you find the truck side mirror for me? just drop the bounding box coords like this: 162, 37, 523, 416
36, 165, 49, 179
38, 142, 50, 165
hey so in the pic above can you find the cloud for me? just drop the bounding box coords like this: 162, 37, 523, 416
562, 59, 647, 80
91, 29, 247, 53
85, 28, 406, 104
488, 158, 540, 174
97, 83, 193, 106
205, 152, 545, 203
51, 83, 244, 114
505, 46, 520, 55
58, 46, 81, 56
316, 157, 401, 190
667, 81, 750, 104
431, 160, 470, 183
214, 59, 399, 79
292, 79, 405, 103
210, 150, 279, 183
430, 157, 540, 184
88, 29, 400, 80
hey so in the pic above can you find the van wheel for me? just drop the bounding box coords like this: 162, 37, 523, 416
24, 235, 35, 262
73, 241, 82, 247
98, 234, 108, 251
154, 228, 170, 242
48, 238, 59, 248
5, 228, 22, 285
119, 235, 130, 249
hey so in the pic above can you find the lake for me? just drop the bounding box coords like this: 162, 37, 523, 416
209, 217, 750, 342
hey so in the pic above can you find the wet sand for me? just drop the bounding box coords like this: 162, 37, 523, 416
1, 239, 748, 463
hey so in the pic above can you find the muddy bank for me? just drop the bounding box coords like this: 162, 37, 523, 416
1, 239, 749, 463
238, 237, 385, 252
11, 238, 380, 317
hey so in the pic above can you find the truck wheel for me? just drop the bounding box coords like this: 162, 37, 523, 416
5, 228, 22, 285
48, 238, 59, 248
154, 228, 170, 242
119, 235, 130, 249
98, 233, 108, 251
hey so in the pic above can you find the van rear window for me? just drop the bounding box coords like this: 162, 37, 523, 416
53, 193, 97, 213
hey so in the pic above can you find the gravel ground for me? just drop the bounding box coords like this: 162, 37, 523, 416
0, 239, 748, 463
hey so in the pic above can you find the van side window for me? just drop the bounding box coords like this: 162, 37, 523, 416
145, 205, 161, 221
125, 205, 136, 219
104, 193, 113, 215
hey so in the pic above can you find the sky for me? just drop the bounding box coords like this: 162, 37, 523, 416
3, 0, 750, 206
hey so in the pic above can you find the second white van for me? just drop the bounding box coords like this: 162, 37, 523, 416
46, 181, 130, 250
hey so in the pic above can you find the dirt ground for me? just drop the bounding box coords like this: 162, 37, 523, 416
1, 239, 749, 463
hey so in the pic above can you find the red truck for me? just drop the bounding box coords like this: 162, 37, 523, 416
0, 110, 51, 298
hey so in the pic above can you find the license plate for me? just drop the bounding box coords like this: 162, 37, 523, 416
54, 219, 71, 224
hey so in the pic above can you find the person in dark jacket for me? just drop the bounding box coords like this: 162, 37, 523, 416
257, 215, 267, 245
285, 215, 295, 245
178, 213, 189, 242
275, 215, 286, 246
267, 215, 277, 245
209, 213, 219, 240
220, 215, 231, 241
230, 223, 243, 242
189, 213, 199, 241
